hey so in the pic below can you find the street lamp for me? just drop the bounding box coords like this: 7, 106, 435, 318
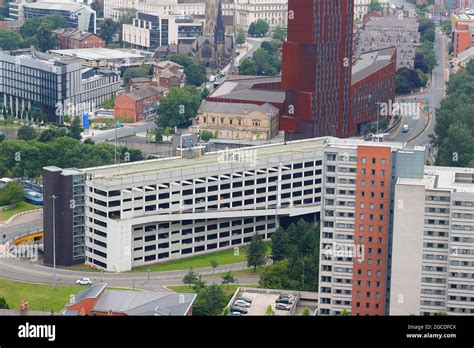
51, 195, 58, 288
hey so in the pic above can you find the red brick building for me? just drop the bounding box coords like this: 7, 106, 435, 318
114, 86, 166, 123
53, 28, 105, 50
152, 61, 185, 89
453, 22, 472, 59
280, 0, 354, 140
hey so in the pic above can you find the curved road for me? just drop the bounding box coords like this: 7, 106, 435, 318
389, 28, 448, 148
0, 256, 260, 292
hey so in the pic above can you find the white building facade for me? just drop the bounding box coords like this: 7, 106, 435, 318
390, 167, 474, 316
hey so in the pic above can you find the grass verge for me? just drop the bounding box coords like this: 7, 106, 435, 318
0, 201, 39, 222
0, 278, 82, 312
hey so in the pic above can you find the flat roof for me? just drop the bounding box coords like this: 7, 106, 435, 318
84, 137, 411, 183
24, 2, 92, 11
49, 48, 143, 61
398, 166, 474, 193
352, 47, 396, 84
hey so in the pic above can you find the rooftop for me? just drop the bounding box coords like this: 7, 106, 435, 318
352, 47, 396, 84
199, 100, 279, 115
397, 166, 474, 193
120, 86, 166, 101
49, 48, 143, 61
84, 137, 415, 184
209, 76, 285, 104
24, 1, 93, 12
93, 290, 196, 316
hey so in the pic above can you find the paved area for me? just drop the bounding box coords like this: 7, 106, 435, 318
231, 289, 298, 316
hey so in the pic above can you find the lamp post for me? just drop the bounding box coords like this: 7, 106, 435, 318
51, 195, 58, 288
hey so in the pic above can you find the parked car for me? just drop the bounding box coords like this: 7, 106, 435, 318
76, 277, 92, 285
278, 294, 294, 300
237, 296, 253, 303
276, 297, 293, 304
402, 124, 410, 133
230, 306, 248, 314
275, 303, 291, 311
234, 300, 251, 307
276, 294, 295, 302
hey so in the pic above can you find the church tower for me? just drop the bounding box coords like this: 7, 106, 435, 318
214, 0, 225, 47
204, 0, 219, 38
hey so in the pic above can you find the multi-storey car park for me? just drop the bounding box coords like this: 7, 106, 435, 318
42, 137, 474, 316
44, 137, 332, 272
43, 137, 419, 273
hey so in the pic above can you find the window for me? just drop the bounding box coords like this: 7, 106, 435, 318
362, 157, 367, 164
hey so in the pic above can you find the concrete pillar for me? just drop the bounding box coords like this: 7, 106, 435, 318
15, 96, 19, 118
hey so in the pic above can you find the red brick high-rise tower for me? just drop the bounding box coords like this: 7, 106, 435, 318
281, 0, 354, 140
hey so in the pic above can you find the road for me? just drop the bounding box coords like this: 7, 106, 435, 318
390, 28, 448, 147
0, 256, 259, 292
0, 210, 42, 242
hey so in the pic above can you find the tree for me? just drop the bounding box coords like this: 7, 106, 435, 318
259, 260, 290, 289
301, 308, 311, 316
248, 22, 256, 37
260, 41, 275, 55
20, 15, 67, 39
99, 18, 120, 44
270, 226, 289, 262
0, 297, 9, 309
37, 128, 67, 142
251, 48, 278, 76
265, 304, 275, 316
254, 19, 270, 37
17, 125, 37, 141
156, 86, 202, 128
201, 87, 210, 99
182, 268, 199, 287
36, 22, 59, 52
236, 27, 246, 45
369, 0, 383, 11
0, 181, 23, 206
166, 54, 197, 70
192, 284, 227, 316
68, 117, 83, 141
200, 130, 216, 142
210, 259, 219, 272
0, 29, 22, 50
91, 0, 104, 18
273, 26, 287, 42
238, 59, 258, 75
154, 127, 164, 143
246, 233, 266, 271
340, 309, 350, 316
101, 97, 115, 109
221, 271, 235, 289
123, 67, 149, 86
192, 276, 207, 293
185, 63, 207, 86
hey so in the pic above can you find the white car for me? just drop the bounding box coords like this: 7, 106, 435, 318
275, 303, 291, 311
234, 300, 251, 308
76, 278, 92, 285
